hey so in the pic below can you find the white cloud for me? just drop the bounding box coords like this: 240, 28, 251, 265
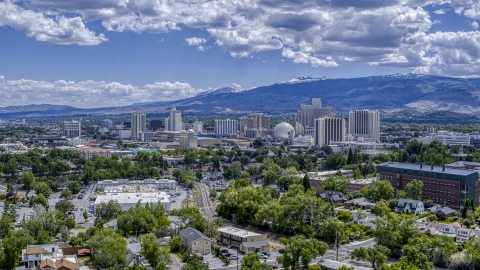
433, 9, 446, 14
3, 0, 480, 76
0, 76, 205, 108
0, 0, 107, 45
231, 83, 242, 91
472, 21, 479, 29
282, 47, 338, 67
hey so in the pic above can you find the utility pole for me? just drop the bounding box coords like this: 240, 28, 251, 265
336, 227, 339, 261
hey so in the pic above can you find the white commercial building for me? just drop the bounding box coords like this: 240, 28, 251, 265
215, 119, 238, 135
62, 120, 81, 137
348, 110, 381, 142
96, 179, 177, 191
273, 122, 295, 139
415, 131, 471, 146
314, 117, 346, 147
165, 107, 182, 132
131, 112, 147, 140
94, 192, 171, 212
295, 98, 334, 136
138, 131, 156, 141
193, 121, 203, 134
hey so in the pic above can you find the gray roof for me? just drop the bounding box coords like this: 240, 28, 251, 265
397, 198, 421, 208
317, 259, 374, 270
345, 197, 373, 205
377, 162, 477, 176
180, 227, 211, 243
241, 240, 270, 248
428, 205, 457, 215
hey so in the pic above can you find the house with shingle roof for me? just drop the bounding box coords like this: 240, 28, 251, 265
344, 197, 374, 210
179, 227, 212, 255
395, 198, 424, 215
427, 205, 458, 218
419, 221, 475, 243
320, 191, 347, 204
40, 258, 79, 270
22, 244, 60, 268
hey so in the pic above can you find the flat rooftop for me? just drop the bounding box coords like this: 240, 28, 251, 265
218, 227, 263, 237
377, 162, 478, 176
95, 192, 170, 205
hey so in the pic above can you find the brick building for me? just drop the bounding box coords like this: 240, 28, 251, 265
376, 162, 479, 210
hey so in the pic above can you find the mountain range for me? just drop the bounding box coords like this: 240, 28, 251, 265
1, 74, 480, 119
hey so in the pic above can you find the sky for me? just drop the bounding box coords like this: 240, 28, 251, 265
0, 0, 479, 108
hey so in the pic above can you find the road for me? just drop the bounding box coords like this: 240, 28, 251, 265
195, 182, 216, 220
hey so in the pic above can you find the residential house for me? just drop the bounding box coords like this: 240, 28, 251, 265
317, 259, 374, 270
344, 197, 375, 210
352, 213, 379, 228
22, 244, 61, 268
395, 198, 425, 215
427, 205, 458, 218
218, 227, 270, 252
320, 191, 348, 204
157, 237, 171, 246
419, 221, 475, 243
179, 227, 212, 255
39, 258, 79, 270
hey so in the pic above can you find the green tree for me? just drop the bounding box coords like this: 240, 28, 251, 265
66, 217, 76, 229
170, 235, 182, 252
36, 194, 48, 207
405, 234, 456, 267
303, 173, 311, 191
0, 215, 14, 239
55, 199, 75, 213
83, 210, 88, 220
347, 149, 354, 165
351, 245, 390, 270
353, 168, 362, 180
371, 201, 391, 217
241, 252, 270, 270
403, 180, 423, 200
60, 189, 73, 198
34, 182, 52, 198
398, 245, 433, 270
464, 237, 480, 268
0, 230, 35, 269
95, 200, 123, 222
141, 233, 172, 270
118, 201, 157, 236
321, 175, 350, 193
277, 235, 328, 269
20, 171, 36, 192
87, 228, 128, 268
324, 153, 347, 170
360, 180, 394, 201
68, 181, 81, 194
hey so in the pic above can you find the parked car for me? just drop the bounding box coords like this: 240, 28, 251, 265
259, 254, 268, 260
224, 253, 233, 257
268, 263, 279, 269
278, 248, 285, 254
230, 255, 239, 260
77, 221, 85, 224
220, 249, 229, 254
263, 252, 271, 257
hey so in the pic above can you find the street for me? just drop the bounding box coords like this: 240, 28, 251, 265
195, 182, 216, 220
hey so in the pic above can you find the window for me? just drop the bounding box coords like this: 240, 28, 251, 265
206, 241, 209, 244
194, 242, 197, 246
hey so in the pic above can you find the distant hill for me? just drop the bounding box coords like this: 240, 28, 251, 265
1, 74, 480, 118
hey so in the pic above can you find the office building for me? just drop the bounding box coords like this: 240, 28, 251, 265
295, 98, 335, 136
239, 113, 271, 133
314, 117, 346, 146
149, 120, 163, 131
415, 131, 471, 146
62, 120, 81, 137
424, 124, 438, 135
165, 107, 182, 132
214, 119, 238, 135
376, 162, 479, 210
348, 110, 381, 141
193, 121, 203, 134
179, 136, 188, 149
101, 119, 113, 129
131, 112, 146, 140
138, 131, 156, 141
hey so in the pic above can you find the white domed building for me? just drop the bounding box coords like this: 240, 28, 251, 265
274, 122, 295, 139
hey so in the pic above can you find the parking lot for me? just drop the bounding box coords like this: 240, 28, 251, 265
202, 247, 281, 269
71, 183, 97, 226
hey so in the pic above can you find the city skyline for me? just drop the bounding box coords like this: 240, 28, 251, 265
0, 0, 479, 107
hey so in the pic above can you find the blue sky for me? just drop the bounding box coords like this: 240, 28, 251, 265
0, 0, 479, 108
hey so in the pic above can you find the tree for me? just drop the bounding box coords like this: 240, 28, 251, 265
118, 201, 157, 236
241, 252, 271, 270
371, 201, 391, 217
303, 173, 311, 191
36, 194, 48, 207
66, 218, 76, 229
324, 153, 347, 170
95, 200, 123, 221
405, 234, 456, 267
60, 189, 73, 198
170, 235, 182, 252
351, 245, 390, 270
404, 180, 423, 200
87, 228, 128, 268
0, 230, 35, 269
156, 216, 171, 235
21, 171, 36, 192
360, 180, 394, 201
0, 215, 13, 239
253, 139, 264, 148
277, 235, 328, 269
55, 199, 75, 213
321, 175, 350, 193
141, 233, 172, 270
464, 237, 480, 268
83, 210, 88, 220
347, 149, 354, 165
34, 182, 52, 198
353, 168, 362, 180
398, 245, 433, 270
68, 181, 81, 194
